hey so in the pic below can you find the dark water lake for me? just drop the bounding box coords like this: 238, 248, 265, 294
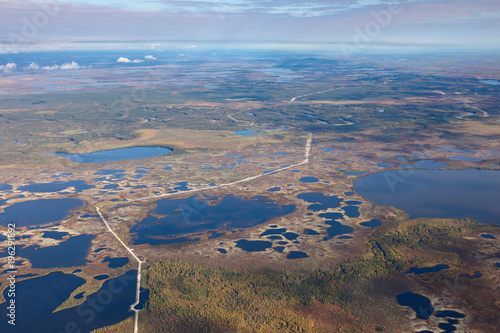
404, 264, 450, 275
287, 251, 308, 259
12, 234, 95, 268
18, 180, 94, 193
435, 310, 465, 318
396, 292, 434, 320
51, 146, 172, 163
0, 270, 139, 332
74, 292, 85, 299
297, 192, 343, 211
131, 195, 295, 245
42, 231, 69, 240
481, 233, 496, 239
342, 205, 360, 218
319, 213, 353, 240
359, 219, 382, 228
354, 169, 500, 224
102, 256, 129, 268
299, 176, 319, 183
0, 272, 85, 332
235, 239, 272, 252
0, 198, 83, 227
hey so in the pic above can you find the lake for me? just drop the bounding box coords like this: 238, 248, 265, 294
0, 270, 139, 332
404, 264, 450, 275
102, 256, 130, 268
396, 292, 434, 320
235, 240, 273, 252
0, 198, 84, 227
131, 195, 295, 245
353, 169, 500, 224
18, 180, 94, 193
11, 234, 96, 268
51, 146, 172, 163
299, 176, 319, 183
0, 272, 85, 332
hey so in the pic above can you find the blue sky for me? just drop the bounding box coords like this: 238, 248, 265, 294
0, 0, 499, 52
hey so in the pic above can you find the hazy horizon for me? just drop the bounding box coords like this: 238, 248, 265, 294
1, 0, 499, 54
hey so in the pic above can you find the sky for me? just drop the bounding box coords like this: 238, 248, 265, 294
0, 0, 499, 52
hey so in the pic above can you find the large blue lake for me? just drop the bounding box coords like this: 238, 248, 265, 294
353, 169, 500, 224
0, 270, 139, 332
15, 234, 95, 268
51, 146, 172, 163
131, 195, 295, 245
0, 198, 83, 227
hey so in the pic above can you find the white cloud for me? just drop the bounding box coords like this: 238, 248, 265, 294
145, 55, 157, 60
60, 61, 81, 70
38, 61, 85, 71
42, 65, 60, 70
0, 63, 17, 72
117, 56, 145, 63
27, 62, 40, 70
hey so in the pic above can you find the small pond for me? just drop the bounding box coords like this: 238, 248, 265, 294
299, 176, 319, 183
404, 264, 450, 275
359, 219, 382, 228
286, 251, 308, 259
102, 256, 130, 268
235, 240, 272, 252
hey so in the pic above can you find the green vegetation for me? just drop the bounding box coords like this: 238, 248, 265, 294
144, 218, 498, 332
90, 317, 134, 333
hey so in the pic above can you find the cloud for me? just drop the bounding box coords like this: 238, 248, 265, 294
144, 55, 157, 60
60, 61, 81, 70
41, 62, 84, 71
27, 62, 39, 70
42, 65, 60, 70
117, 57, 131, 63
117, 56, 145, 63
0, 63, 17, 71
